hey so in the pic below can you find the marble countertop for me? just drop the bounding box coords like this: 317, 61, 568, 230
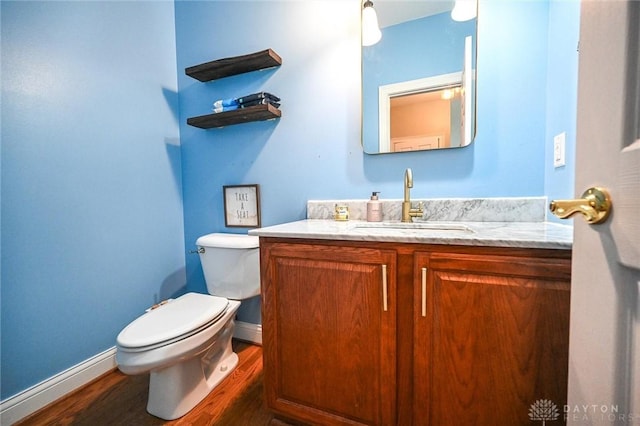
249, 219, 573, 250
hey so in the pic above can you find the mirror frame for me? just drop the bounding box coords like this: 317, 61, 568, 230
362, 2, 478, 155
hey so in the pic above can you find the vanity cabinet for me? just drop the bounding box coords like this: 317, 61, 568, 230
260, 238, 571, 426
260, 241, 397, 425
412, 251, 571, 425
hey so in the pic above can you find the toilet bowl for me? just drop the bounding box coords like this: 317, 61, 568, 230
115, 233, 259, 420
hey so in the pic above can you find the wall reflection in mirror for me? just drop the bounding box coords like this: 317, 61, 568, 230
362, 0, 477, 154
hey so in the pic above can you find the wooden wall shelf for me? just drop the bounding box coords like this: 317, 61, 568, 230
186, 103, 281, 129
185, 49, 282, 82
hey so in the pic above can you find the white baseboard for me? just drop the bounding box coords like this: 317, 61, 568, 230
0, 347, 117, 425
233, 320, 262, 345
0, 321, 262, 425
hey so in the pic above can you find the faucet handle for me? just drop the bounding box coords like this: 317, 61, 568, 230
411, 201, 424, 212
408, 201, 425, 221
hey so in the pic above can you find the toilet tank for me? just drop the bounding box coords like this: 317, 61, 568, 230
195, 233, 260, 300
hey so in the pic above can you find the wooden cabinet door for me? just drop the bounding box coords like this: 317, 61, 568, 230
413, 251, 571, 425
261, 241, 397, 425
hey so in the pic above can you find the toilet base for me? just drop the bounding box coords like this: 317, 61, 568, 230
146, 313, 239, 420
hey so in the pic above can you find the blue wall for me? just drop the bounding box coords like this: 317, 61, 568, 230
1, 0, 579, 401
1, 1, 184, 399
544, 0, 580, 222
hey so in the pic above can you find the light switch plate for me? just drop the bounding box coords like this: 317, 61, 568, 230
554, 132, 566, 168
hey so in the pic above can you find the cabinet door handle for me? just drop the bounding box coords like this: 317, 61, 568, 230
421, 267, 427, 317
382, 264, 388, 312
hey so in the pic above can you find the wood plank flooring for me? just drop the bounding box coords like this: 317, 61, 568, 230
16, 341, 275, 426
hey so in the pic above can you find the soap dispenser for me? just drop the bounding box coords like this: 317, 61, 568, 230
367, 192, 383, 222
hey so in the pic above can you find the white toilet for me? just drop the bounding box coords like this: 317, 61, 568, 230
115, 233, 260, 420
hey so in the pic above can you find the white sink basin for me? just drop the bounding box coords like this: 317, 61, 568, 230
351, 222, 474, 233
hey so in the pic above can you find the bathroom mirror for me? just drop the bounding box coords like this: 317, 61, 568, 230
362, 0, 478, 154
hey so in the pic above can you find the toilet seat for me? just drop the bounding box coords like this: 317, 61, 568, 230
117, 293, 229, 352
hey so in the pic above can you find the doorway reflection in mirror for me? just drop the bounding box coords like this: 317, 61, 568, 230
390, 86, 463, 152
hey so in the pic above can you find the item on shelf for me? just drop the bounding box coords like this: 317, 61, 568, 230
239, 98, 280, 109
213, 98, 239, 109
211, 92, 281, 114
213, 104, 240, 113
237, 92, 280, 105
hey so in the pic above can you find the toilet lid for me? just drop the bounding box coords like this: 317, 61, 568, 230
117, 292, 229, 349
196, 232, 259, 249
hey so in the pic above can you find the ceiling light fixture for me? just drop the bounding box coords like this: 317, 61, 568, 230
451, 0, 477, 22
362, 0, 382, 47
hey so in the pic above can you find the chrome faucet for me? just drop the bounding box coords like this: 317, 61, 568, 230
401, 168, 424, 222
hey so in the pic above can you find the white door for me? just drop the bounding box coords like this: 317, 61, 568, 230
560, 0, 640, 422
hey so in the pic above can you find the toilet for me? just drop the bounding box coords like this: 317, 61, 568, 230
115, 233, 260, 420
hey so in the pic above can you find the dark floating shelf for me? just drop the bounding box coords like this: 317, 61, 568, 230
185, 49, 282, 82
185, 48, 282, 129
187, 103, 281, 129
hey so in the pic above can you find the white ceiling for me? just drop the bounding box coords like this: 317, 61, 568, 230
374, 0, 454, 28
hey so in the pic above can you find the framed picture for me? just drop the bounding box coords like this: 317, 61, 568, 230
223, 184, 261, 228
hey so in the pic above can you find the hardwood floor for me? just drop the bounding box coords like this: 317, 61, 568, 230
16, 341, 275, 426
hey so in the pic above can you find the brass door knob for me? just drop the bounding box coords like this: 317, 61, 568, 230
549, 187, 612, 224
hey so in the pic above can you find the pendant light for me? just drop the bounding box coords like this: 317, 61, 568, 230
362, 0, 382, 47
451, 0, 477, 22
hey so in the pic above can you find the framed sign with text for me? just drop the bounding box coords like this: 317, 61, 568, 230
223, 184, 261, 228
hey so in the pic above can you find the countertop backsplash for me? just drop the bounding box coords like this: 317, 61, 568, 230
307, 197, 548, 222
